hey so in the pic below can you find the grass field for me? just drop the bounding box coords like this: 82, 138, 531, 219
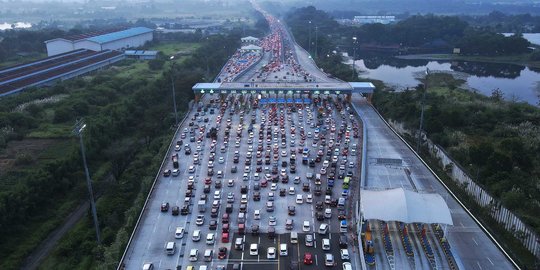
149, 42, 200, 57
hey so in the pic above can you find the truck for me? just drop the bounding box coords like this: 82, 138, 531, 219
198, 200, 206, 213
172, 154, 179, 168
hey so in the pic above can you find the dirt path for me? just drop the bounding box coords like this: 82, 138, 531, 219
21, 201, 90, 270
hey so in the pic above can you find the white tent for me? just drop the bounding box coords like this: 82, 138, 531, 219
361, 188, 453, 225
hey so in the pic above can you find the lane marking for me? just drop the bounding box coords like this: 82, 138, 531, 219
477, 261, 483, 270
486, 257, 494, 265
472, 237, 479, 246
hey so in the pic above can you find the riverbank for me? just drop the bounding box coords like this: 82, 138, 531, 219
396, 53, 540, 68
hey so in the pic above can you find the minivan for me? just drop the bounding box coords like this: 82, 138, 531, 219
165, 242, 176, 255
192, 230, 201, 242
322, 238, 331, 250
279, 243, 288, 256
290, 232, 298, 244
204, 249, 213, 262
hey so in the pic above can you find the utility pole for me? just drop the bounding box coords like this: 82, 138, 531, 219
417, 68, 429, 152
169, 56, 179, 126
73, 119, 101, 244
351, 36, 357, 80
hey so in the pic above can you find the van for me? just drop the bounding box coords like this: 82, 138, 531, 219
206, 233, 215, 244
338, 197, 346, 210
165, 242, 176, 255
204, 249, 213, 262
290, 232, 298, 244
189, 249, 198, 261
324, 253, 334, 266
250, 243, 258, 255
235, 237, 244, 250
322, 238, 331, 250
192, 230, 201, 242
279, 243, 288, 256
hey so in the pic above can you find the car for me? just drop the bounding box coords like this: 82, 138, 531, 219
250, 244, 258, 256
293, 176, 301, 184
172, 169, 180, 176
296, 194, 303, 204
288, 187, 295, 195
171, 206, 179, 216
196, 215, 205, 226
228, 179, 235, 187
271, 183, 278, 190
188, 166, 195, 173
325, 253, 335, 267
254, 209, 261, 220
163, 170, 171, 177
303, 252, 313, 265
269, 216, 277, 226
285, 219, 294, 230
287, 205, 297, 215
142, 263, 153, 270
302, 221, 310, 232
340, 249, 350, 261
160, 202, 169, 212
175, 227, 185, 239
219, 157, 225, 163
267, 247, 276, 259
218, 247, 228, 259
209, 220, 218, 230
280, 188, 286, 196
305, 234, 314, 247
306, 194, 313, 203
231, 166, 238, 173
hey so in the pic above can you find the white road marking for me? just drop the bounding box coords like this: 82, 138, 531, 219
472, 237, 478, 246
315, 254, 318, 266
477, 261, 483, 270
486, 257, 494, 265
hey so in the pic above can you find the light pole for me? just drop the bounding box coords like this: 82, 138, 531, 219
308, 20, 312, 55
314, 26, 318, 59
351, 36, 357, 80
169, 56, 179, 126
73, 119, 101, 244
417, 68, 430, 152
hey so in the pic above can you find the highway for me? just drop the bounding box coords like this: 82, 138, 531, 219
119, 1, 518, 269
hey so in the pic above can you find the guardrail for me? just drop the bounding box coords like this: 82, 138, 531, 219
367, 101, 521, 270
117, 106, 192, 270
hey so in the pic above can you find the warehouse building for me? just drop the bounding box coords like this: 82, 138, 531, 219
45, 27, 154, 56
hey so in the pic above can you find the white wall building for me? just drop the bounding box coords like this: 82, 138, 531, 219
45, 27, 154, 56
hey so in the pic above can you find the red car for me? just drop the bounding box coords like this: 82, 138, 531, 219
260, 179, 268, 187
221, 232, 229, 243
204, 177, 212, 184
218, 247, 228, 259
304, 252, 313, 265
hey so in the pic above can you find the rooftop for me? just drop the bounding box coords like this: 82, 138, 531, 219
86, 27, 153, 44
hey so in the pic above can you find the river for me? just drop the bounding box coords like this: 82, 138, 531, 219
351, 56, 540, 106
0, 22, 32, 30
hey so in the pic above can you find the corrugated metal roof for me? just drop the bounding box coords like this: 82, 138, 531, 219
85, 27, 153, 44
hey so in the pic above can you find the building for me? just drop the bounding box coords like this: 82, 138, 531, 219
124, 50, 158, 60
353, 16, 396, 25
240, 44, 262, 54
241, 36, 259, 45
45, 27, 154, 56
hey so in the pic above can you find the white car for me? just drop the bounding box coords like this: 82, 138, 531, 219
188, 166, 195, 173
267, 247, 276, 259
271, 183, 278, 191
269, 216, 277, 226
254, 209, 261, 220
241, 194, 248, 204
172, 169, 180, 176
348, 161, 354, 168
175, 227, 185, 239
196, 215, 205, 226
214, 190, 221, 199
306, 194, 313, 203
296, 194, 303, 204
302, 221, 310, 232
228, 179, 235, 187
250, 244, 258, 256
219, 157, 225, 163
341, 249, 350, 261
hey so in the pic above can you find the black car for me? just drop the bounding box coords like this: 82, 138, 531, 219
172, 206, 179, 216
314, 186, 322, 196
209, 220, 218, 230
181, 205, 189, 215
316, 212, 324, 221
316, 201, 324, 210
339, 234, 348, 248
288, 206, 296, 215
231, 166, 237, 173
280, 188, 286, 196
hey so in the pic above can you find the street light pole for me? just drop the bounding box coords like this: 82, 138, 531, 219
73, 119, 101, 244
417, 68, 430, 152
314, 26, 318, 59
351, 36, 357, 80
169, 56, 179, 126
308, 20, 312, 55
